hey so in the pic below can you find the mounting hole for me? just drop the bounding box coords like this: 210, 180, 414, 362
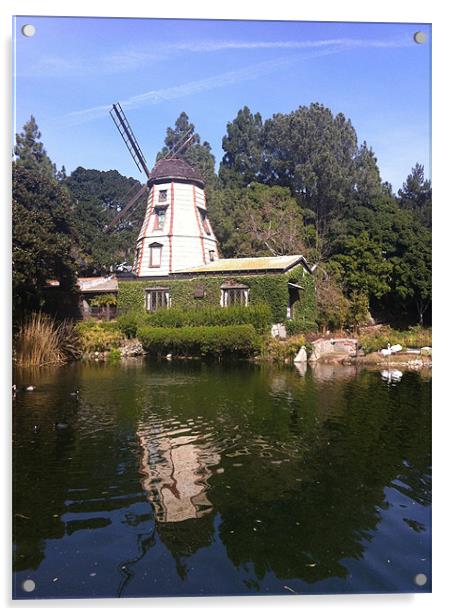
414, 573, 427, 586
22, 579, 36, 592
413, 31, 426, 44
21, 24, 36, 38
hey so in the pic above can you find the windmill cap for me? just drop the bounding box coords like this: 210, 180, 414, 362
148, 158, 204, 187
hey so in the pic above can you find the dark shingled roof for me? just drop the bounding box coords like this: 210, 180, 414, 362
148, 158, 204, 186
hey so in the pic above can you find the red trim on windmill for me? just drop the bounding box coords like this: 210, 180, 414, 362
168, 181, 175, 273
137, 187, 155, 276
193, 186, 207, 264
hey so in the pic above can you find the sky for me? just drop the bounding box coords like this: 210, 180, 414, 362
13, 16, 431, 191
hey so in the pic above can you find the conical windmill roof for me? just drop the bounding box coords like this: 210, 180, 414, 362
148, 158, 204, 186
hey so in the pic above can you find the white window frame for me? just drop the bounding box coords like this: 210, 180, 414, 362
149, 242, 163, 268
145, 288, 171, 312
158, 189, 168, 203
220, 287, 249, 307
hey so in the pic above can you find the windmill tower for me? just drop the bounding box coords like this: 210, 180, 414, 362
109, 103, 218, 277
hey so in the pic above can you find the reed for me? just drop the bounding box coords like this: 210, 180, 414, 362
14, 312, 78, 367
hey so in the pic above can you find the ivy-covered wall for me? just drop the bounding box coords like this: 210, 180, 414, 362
117, 266, 317, 325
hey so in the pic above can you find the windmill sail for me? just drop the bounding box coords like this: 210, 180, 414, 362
104, 183, 148, 232
110, 103, 151, 178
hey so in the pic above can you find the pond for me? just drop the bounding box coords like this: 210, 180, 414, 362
12, 360, 431, 599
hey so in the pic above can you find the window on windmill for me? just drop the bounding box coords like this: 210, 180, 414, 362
145, 288, 170, 312
220, 285, 249, 307
158, 189, 168, 203
154, 208, 166, 230
209, 250, 215, 262
149, 243, 163, 268
199, 208, 211, 235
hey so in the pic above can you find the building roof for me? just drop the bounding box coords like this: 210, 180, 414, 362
78, 276, 118, 293
173, 255, 311, 275
148, 158, 204, 186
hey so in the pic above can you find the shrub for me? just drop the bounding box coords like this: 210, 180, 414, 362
126, 303, 272, 334
90, 293, 117, 307
137, 324, 260, 357
75, 320, 123, 353
359, 326, 432, 354
285, 319, 318, 337
14, 312, 78, 367
117, 311, 142, 339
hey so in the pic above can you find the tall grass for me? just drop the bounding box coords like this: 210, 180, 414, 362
14, 312, 79, 367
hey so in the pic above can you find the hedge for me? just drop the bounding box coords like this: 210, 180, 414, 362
137, 324, 260, 357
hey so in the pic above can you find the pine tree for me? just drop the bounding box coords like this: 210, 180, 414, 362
156, 112, 217, 188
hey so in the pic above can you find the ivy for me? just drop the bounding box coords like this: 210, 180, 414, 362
117, 267, 317, 329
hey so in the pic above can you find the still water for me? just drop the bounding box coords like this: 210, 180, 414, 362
13, 360, 431, 599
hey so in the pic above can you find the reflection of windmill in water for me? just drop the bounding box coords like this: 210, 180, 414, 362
137, 418, 221, 524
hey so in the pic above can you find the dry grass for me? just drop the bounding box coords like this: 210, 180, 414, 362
14, 312, 79, 367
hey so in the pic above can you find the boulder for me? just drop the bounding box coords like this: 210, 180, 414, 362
294, 346, 307, 363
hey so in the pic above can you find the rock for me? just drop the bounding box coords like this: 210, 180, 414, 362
309, 338, 357, 362
119, 339, 145, 357
293, 346, 307, 363
271, 323, 287, 340
25, 385, 35, 391
420, 346, 432, 356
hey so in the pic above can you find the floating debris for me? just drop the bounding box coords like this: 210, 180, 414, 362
283, 585, 298, 594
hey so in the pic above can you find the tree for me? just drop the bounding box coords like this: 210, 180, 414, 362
387, 211, 431, 325
14, 115, 54, 176
12, 165, 77, 316
261, 103, 359, 238
219, 106, 263, 188
208, 183, 309, 258
331, 231, 392, 300
398, 163, 432, 228
64, 167, 146, 274
239, 183, 306, 256
157, 112, 217, 188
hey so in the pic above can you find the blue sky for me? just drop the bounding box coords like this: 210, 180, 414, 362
13, 17, 431, 191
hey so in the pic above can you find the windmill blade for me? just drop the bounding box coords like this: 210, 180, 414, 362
110, 103, 151, 178
104, 183, 148, 232
163, 128, 194, 160
167, 134, 196, 159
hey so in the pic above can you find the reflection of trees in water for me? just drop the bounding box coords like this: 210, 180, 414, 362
209, 370, 431, 584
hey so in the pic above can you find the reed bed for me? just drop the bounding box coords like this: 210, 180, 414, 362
14, 312, 79, 367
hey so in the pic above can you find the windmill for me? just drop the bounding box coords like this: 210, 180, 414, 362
105, 102, 194, 232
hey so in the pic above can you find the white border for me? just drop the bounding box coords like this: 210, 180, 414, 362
2, 1, 447, 614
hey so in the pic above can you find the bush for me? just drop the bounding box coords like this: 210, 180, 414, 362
138, 324, 260, 357
75, 320, 123, 353
117, 311, 141, 339
122, 303, 272, 334
285, 319, 318, 337
359, 326, 432, 354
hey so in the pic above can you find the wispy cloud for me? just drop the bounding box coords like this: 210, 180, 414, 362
65, 47, 345, 124
20, 36, 412, 79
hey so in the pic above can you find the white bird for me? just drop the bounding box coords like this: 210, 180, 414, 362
380, 343, 392, 356
390, 344, 403, 354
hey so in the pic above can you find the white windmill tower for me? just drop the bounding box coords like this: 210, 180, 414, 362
108, 104, 218, 277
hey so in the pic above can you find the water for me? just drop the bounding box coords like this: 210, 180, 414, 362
12, 360, 431, 599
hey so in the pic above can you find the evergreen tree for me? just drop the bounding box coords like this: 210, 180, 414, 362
14, 115, 54, 176
64, 167, 146, 274
157, 112, 217, 188
398, 163, 432, 228
219, 106, 263, 188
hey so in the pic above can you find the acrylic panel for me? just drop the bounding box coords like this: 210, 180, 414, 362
12, 16, 432, 600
